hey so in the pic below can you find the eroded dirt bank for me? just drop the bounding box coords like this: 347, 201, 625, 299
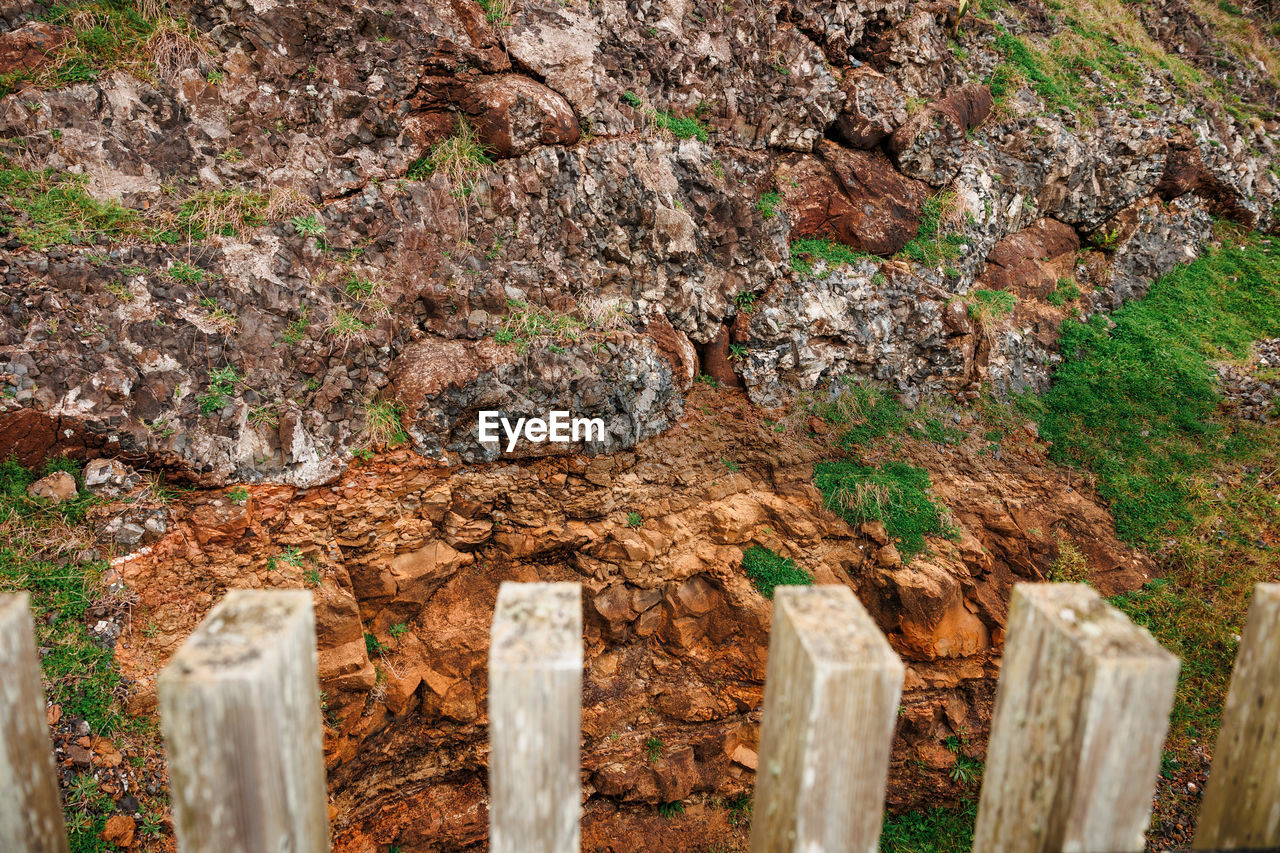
103, 386, 1151, 851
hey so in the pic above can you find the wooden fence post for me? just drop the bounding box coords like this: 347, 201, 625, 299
1194, 582, 1280, 850
749, 584, 904, 853
158, 589, 328, 853
973, 582, 1179, 853
488, 582, 582, 853
0, 593, 68, 853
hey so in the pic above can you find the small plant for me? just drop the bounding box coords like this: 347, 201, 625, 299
695, 373, 720, 388
647, 109, 710, 142
897, 191, 966, 267
291, 214, 325, 237
326, 309, 372, 343
280, 546, 304, 567
723, 459, 740, 472
105, 280, 133, 302
1046, 277, 1081, 306
248, 405, 279, 428
280, 308, 311, 346
218, 147, 243, 162
621, 90, 643, 107
390, 622, 409, 638
363, 399, 408, 446
658, 801, 685, 819
814, 461, 955, 560
344, 275, 377, 300
227, 486, 249, 505
789, 237, 871, 275
728, 343, 748, 362
742, 545, 813, 599
206, 69, 224, 85
966, 289, 1017, 323
645, 736, 663, 762
365, 632, 388, 655
477, 0, 512, 24
168, 260, 204, 284
407, 119, 494, 191
735, 291, 758, 313
198, 365, 242, 415
756, 191, 782, 220
726, 793, 752, 827
626, 511, 643, 528
304, 567, 322, 586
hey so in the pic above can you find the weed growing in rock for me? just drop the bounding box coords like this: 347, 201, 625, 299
1046, 276, 1081, 306
621, 90, 643, 107
493, 300, 587, 354
363, 399, 408, 447
658, 801, 685, 819
741, 545, 813, 599
756, 192, 782, 220
477, 0, 512, 25
173, 188, 268, 238
647, 109, 710, 142
897, 192, 965, 267
881, 801, 977, 853
365, 632, 388, 655
734, 291, 758, 313
390, 622, 409, 638
197, 365, 242, 415
279, 308, 312, 346
645, 736, 663, 761
812, 380, 906, 448
408, 119, 494, 191
626, 511, 643, 528
966, 289, 1017, 323
788, 237, 872, 275
0, 158, 139, 249
227, 486, 248, 505
247, 405, 278, 428
728, 343, 748, 362
167, 260, 203, 284
291, 214, 325, 237
814, 461, 955, 560
326, 309, 372, 343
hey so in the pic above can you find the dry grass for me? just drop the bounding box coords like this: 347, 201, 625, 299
264, 186, 318, 221
577, 294, 629, 331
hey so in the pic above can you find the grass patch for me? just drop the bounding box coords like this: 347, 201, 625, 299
741, 544, 813, 599
756, 192, 782, 220
494, 299, 587, 354
0, 158, 139, 249
789, 237, 872, 275
1038, 235, 1280, 546
1046, 276, 1081, 306
880, 802, 977, 853
407, 118, 494, 191
814, 461, 954, 560
966, 289, 1017, 323
197, 365, 241, 415
897, 192, 965, 267
648, 109, 710, 142
812, 380, 906, 448
362, 399, 407, 447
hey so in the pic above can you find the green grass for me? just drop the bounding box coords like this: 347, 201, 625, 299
966, 289, 1017, 323
756, 192, 782, 220
407, 119, 494, 188
1037, 235, 1280, 546
648, 109, 710, 142
814, 461, 954, 560
1046, 277, 1081, 306
362, 399, 407, 447
789, 237, 872, 275
812, 381, 906, 448
741, 545, 813, 599
897, 192, 965, 267
0, 160, 139, 249
880, 802, 977, 853
494, 300, 587, 354
197, 365, 241, 415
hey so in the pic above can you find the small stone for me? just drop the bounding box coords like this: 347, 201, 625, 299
118, 795, 140, 814
26, 471, 77, 504
101, 813, 135, 847
875, 543, 901, 567
861, 521, 890, 546
66, 743, 92, 768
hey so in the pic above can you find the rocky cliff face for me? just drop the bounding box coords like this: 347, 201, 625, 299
3, 0, 1279, 848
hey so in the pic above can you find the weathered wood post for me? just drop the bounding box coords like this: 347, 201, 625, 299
158, 589, 329, 853
487, 582, 583, 853
1194, 582, 1280, 850
973, 582, 1179, 853
749, 584, 905, 853
0, 593, 68, 853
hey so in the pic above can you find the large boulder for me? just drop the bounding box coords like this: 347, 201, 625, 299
889, 85, 994, 186
458, 74, 581, 158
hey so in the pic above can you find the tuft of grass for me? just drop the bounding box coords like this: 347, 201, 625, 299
880, 801, 977, 853
362, 399, 407, 447
477, 0, 512, 25
813, 380, 906, 448
897, 192, 965, 267
0, 158, 139, 249
741, 545, 813, 599
756, 192, 782, 220
621, 90, 643, 107
645, 736, 663, 762
647, 109, 710, 142
326, 309, 372, 343
966, 289, 1017, 323
658, 801, 685, 819
174, 188, 267, 238
814, 461, 954, 560
364, 632, 387, 656
494, 300, 587, 354
407, 118, 494, 190
1046, 277, 1081, 306
789, 237, 872, 275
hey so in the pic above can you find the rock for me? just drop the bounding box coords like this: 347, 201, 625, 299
888, 85, 993, 186
698, 326, 741, 389
777, 142, 930, 256
66, 743, 92, 768
978, 218, 1080, 298
101, 814, 135, 848
83, 459, 137, 496
27, 471, 76, 504
0, 22, 70, 75
876, 543, 902, 567
861, 521, 890, 545
458, 74, 580, 158
834, 67, 907, 149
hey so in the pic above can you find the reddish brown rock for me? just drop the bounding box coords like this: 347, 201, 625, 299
1155, 129, 1258, 227
26, 471, 76, 503
777, 142, 930, 257
698, 325, 741, 388
644, 310, 698, 391
889, 84, 993, 186
978, 218, 1080, 298
101, 814, 135, 848
0, 22, 69, 75
459, 74, 581, 158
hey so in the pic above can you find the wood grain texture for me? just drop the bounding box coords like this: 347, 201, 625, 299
749, 584, 905, 853
0, 593, 68, 853
974, 583, 1179, 853
158, 589, 329, 853
488, 582, 583, 853
1194, 583, 1280, 850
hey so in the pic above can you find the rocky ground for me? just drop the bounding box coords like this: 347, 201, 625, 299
3, 0, 1280, 848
